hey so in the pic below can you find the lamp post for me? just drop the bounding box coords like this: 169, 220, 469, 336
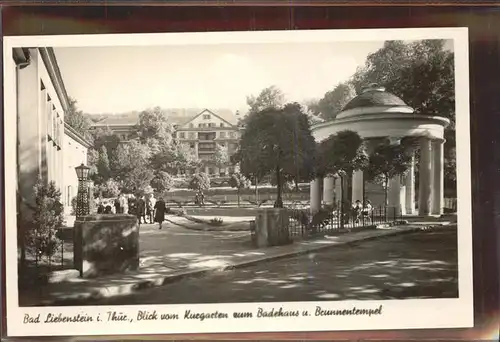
75, 163, 91, 220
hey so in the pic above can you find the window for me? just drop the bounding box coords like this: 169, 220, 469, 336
229, 131, 235, 138
189, 123, 194, 128
198, 123, 203, 128
203, 114, 211, 120
67, 186, 72, 206
208, 167, 214, 174
179, 132, 185, 139
220, 123, 224, 127
219, 132, 226, 138
188, 132, 195, 139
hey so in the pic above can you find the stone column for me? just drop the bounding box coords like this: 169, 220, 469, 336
432, 139, 445, 215
351, 170, 364, 203
334, 177, 342, 204
405, 153, 416, 215
310, 177, 322, 214
418, 137, 433, 216
323, 176, 335, 206
388, 175, 405, 217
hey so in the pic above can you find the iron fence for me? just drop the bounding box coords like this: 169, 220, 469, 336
288, 202, 402, 239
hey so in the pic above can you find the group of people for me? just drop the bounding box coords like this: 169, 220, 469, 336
352, 199, 373, 224
96, 193, 169, 229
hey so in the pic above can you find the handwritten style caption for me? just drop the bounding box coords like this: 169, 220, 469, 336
22, 305, 383, 325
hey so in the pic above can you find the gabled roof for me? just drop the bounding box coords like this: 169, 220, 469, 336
179, 109, 237, 128
89, 108, 238, 128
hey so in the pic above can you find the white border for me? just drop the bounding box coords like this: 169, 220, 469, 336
3, 28, 472, 337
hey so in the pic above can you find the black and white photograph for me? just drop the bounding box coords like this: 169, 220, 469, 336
3, 28, 472, 337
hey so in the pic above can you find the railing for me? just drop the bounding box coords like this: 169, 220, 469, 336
287, 202, 402, 239
19, 226, 73, 289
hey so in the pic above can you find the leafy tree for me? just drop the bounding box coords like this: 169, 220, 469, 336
235, 104, 316, 208
213, 144, 230, 171
365, 139, 413, 206
113, 140, 153, 187
314, 83, 357, 120
246, 85, 285, 115
121, 167, 155, 195
188, 172, 211, 197
94, 145, 111, 183
65, 97, 93, 140
136, 107, 173, 143
151, 171, 174, 194
229, 172, 251, 207
317, 130, 368, 203
26, 180, 64, 261
96, 178, 121, 198
349, 39, 456, 189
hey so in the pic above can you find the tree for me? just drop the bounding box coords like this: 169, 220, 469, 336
229, 172, 251, 207
136, 107, 173, 144
151, 171, 174, 194
113, 140, 154, 193
365, 140, 413, 206
235, 104, 316, 208
349, 39, 456, 189
65, 97, 93, 140
213, 144, 230, 172
246, 85, 285, 116
96, 178, 121, 198
26, 180, 64, 262
188, 172, 211, 200
317, 130, 368, 204
94, 145, 111, 183
314, 83, 357, 120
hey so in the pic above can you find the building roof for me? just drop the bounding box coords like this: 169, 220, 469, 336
64, 122, 93, 148
342, 84, 407, 111
90, 108, 239, 128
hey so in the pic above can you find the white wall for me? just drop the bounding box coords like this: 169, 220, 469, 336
63, 133, 88, 213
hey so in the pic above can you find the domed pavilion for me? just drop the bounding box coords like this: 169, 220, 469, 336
310, 84, 450, 217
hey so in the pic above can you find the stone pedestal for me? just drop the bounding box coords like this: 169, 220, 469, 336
254, 208, 292, 248
74, 214, 139, 278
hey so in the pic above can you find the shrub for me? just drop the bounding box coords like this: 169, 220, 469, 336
26, 180, 64, 261
70, 196, 77, 215
209, 217, 224, 226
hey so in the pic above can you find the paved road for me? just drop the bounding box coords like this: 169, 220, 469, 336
91, 227, 458, 305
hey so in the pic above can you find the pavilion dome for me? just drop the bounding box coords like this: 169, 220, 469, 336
336, 84, 414, 120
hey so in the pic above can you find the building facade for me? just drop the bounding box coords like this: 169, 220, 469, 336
63, 123, 92, 215
89, 108, 242, 177
11, 47, 91, 230
174, 109, 241, 176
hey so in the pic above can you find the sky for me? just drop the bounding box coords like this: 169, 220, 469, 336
54, 40, 450, 115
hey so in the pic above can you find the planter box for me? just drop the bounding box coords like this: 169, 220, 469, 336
73, 214, 139, 278
254, 208, 292, 248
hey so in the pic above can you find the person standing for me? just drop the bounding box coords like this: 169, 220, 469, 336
154, 196, 167, 230
120, 194, 128, 214
146, 194, 156, 224
136, 195, 146, 225
114, 196, 121, 214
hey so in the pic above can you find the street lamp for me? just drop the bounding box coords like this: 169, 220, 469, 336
75, 163, 91, 219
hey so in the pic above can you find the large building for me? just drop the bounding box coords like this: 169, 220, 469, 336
10, 47, 91, 232
89, 108, 243, 176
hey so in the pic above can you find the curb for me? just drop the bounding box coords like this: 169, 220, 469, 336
165, 217, 251, 232
36, 224, 428, 306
